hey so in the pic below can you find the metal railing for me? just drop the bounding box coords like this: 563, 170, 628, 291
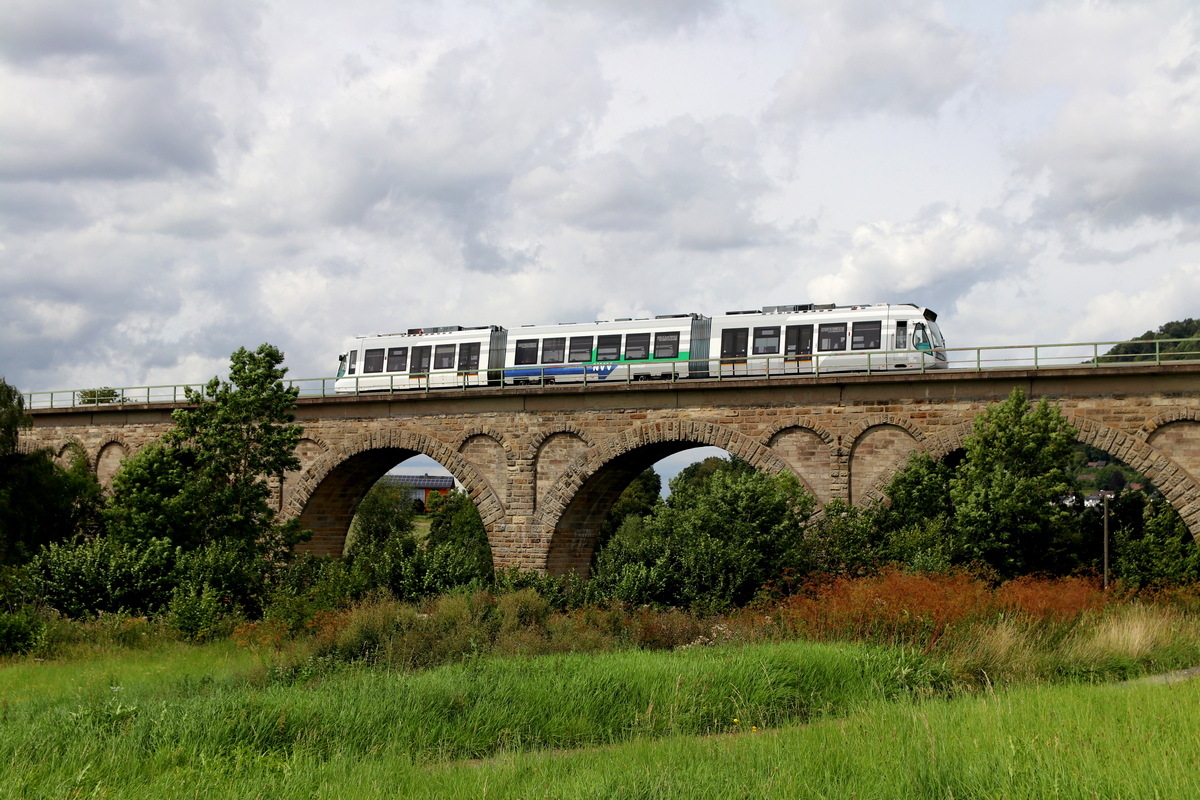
21, 337, 1200, 410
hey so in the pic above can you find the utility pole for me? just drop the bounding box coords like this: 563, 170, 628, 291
1103, 494, 1110, 591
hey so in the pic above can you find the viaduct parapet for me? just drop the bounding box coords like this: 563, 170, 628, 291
25, 365, 1200, 575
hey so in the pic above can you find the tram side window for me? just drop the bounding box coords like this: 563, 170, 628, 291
363, 348, 385, 373
568, 336, 594, 363
721, 328, 748, 360
433, 345, 456, 370
654, 331, 680, 359
753, 327, 780, 355
597, 334, 622, 361
542, 337, 566, 364
851, 321, 882, 351
895, 321, 907, 350
387, 347, 408, 372
458, 343, 480, 372
515, 339, 539, 365
818, 323, 847, 351
625, 333, 651, 360
411, 346, 432, 374
348, 350, 357, 375
785, 325, 813, 357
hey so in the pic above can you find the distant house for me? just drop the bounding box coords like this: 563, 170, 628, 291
378, 474, 455, 508
1087, 461, 1108, 468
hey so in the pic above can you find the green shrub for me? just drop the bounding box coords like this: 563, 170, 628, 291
175, 540, 267, 616
167, 584, 239, 642
0, 607, 43, 655
590, 466, 815, 612
27, 537, 178, 617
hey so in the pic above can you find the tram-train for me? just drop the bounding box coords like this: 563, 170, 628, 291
334, 303, 947, 392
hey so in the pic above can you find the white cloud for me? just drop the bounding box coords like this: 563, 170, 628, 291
515, 115, 773, 250
1009, 2, 1200, 228
770, 0, 978, 123
1069, 262, 1200, 342
3, 0, 1200, 396
806, 206, 1023, 309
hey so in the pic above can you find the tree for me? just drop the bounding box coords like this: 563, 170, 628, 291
595, 467, 662, 552
1112, 500, 1200, 587
590, 462, 816, 612
347, 482, 417, 555
425, 489, 494, 581
1100, 318, 1200, 363
106, 344, 304, 553
0, 380, 105, 564
875, 451, 955, 534
0, 379, 30, 457
950, 388, 1078, 577
78, 387, 121, 405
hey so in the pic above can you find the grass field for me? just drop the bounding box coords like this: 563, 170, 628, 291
5, 578, 1200, 797
0, 639, 946, 795
3, 649, 1196, 798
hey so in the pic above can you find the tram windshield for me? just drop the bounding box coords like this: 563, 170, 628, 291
928, 321, 945, 348
337, 353, 347, 378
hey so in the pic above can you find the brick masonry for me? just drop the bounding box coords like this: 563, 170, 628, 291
24, 365, 1200, 574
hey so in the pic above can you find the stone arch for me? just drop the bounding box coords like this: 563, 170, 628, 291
455, 426, 516, 462
94, 437, 130, 488
535, 431, 591, 509
921, 421, 973, 463
285, 429, 504, 559
762, 420, 835, 504
857, 422, 973, 510
848, 424, 923, 505
459, 433, 509, 506
279, 436, 330, 514
55, 438, 89, 469
1068, 417, 1200, 539
842, 414, 927, 449
534, 420, 796, 576
529, 424, 592, 454
1139, 409, 1200, 440
1146, 421, 1200, 491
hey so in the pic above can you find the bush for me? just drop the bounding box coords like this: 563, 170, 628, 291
590, 466, 815, 612
0, 607, 43, 655
27, 536, 178, 617
167, 583, 240, 642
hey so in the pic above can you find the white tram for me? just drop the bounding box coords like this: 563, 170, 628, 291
333, 303, 947, 392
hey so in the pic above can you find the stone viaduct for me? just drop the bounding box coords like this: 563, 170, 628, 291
24, 364, 1200, 575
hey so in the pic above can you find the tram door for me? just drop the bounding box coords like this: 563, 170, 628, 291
410, 346, 432, 384
784, 325, 813, 373
720, 328, 748, 376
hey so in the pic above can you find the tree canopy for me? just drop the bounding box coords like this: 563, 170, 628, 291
1101, 318, 1200, 362
106, 344, 303, 553
0, 379, 105, 565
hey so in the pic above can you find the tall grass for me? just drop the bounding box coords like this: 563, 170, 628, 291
8, 670, 1198, 798
0, 639, 944, 795
762, 569, 1200, 685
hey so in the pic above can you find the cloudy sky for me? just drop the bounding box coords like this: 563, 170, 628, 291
3, 0, 1200, 395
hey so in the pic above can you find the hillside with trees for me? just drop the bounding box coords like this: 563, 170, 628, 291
1100, 318, 1200, 362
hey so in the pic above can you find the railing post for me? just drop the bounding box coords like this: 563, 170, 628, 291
1156, 340, 1161, 365
1094, 343, 1098, 367
1034, 345, 1039, 370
